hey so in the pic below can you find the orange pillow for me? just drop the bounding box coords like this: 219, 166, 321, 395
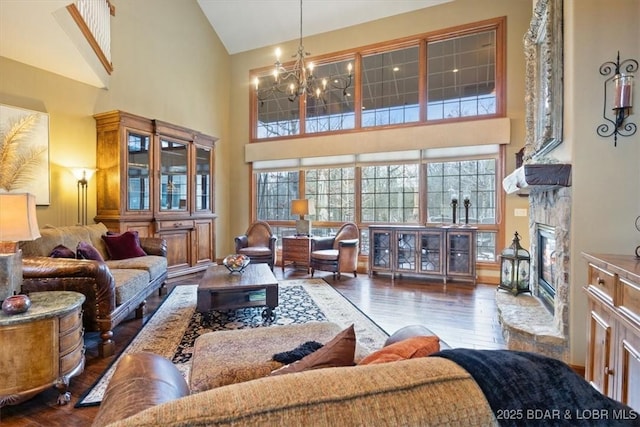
271, 324, 356, 375
358, 335, 440, 365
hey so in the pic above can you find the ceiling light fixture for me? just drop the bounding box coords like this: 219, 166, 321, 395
253, 0, 352, 104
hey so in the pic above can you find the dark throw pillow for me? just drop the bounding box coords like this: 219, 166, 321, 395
49, 244, 76, 259
273, 341, 324, 365
76, 241, 105, 262
270, 324, 356, 376
101, 231, 147, 260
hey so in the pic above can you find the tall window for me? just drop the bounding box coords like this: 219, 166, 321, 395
305, 59, 355, 134
425, 159, 496, 224
305, 167, 355, 222
253, 151, 501, 263
256, 171, 299, 221
361, 164, 420, 223
362, 46, 420, 127
251, 18, 504, 141
255, 74, 300, 138
427, 30, 496, 120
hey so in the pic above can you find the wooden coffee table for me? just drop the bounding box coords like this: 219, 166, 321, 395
196, 263, 278, 321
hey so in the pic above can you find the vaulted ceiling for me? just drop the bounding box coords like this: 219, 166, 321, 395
0, 0, 450, 88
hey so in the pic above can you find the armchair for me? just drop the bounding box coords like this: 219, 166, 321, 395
310, 222, 360, 279
234, 221, 277, 270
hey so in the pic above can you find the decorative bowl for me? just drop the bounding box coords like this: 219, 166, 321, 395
223, 254, 250, 273
2, 294, 32, 315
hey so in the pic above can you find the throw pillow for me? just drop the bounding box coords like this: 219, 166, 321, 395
358, 335, 440, 365
49, 244, 76, 259
270, 324, 356, 375
76, 241, 105, 262
272, 341, 324, 365
102, 231, 147, 260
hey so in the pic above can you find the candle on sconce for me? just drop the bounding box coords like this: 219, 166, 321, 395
613, 74, 634, 109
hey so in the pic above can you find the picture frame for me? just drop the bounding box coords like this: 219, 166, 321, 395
0, 104, 50, 205
523, 0, 564, 160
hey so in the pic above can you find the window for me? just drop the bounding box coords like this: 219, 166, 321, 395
362, 46, 420, 127
425, 159, 496, 224
427, 30, 497, 120
251, 18, 504, 141
256, 171, 299, 221
361, 164, 420, 223
253, 150, 501, 263
305, 167, 355, 222
306, 59, 355, 134
255, 74, 300, 139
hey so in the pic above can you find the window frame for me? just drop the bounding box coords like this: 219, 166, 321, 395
249, 17, 506, 142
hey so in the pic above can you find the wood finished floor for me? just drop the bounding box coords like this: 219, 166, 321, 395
1, 269, 505, 426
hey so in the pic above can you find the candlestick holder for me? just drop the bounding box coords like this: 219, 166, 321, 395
450, 198, 458, 225
597, 51, 637, 147
463, 197, 471, 226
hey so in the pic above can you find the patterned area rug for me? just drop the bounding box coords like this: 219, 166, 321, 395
76, 278, 388, 407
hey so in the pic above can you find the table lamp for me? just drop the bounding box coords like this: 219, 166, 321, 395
0, 193, 41, 301
291, 199, 315, 236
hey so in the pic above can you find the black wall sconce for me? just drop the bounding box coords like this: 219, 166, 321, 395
597, 51, 638, 146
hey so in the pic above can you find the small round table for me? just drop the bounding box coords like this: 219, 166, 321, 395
0, 291, 85, 407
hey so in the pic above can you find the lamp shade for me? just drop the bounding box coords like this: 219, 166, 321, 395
70, 167, 97, 182
291, 199, 315, 217
0, 193, 41, 244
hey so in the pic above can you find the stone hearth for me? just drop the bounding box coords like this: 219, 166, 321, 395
496, 186, 570, 362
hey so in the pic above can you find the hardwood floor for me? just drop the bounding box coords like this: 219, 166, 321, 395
0, 269, 505, 426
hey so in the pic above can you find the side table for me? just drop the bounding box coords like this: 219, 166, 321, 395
282, 236, 311, 273
0, 291, 85, 407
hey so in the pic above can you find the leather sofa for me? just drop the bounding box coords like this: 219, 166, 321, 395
91, 323, 636, 427
19, 223, 168, 357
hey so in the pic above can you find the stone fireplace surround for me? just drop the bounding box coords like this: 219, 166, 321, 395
496, 187, 570, 362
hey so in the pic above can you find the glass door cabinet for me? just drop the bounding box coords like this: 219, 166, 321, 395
95, 111, 217, 278
368, 225, 475, 284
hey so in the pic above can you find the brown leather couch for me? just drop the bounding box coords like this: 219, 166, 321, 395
19, 223, 168, 357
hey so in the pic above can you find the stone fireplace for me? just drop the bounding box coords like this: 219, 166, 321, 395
497, 0, 569, 362
495, 186, 570, 362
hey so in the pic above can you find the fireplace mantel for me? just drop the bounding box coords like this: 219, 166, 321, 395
502, 164, 571, 194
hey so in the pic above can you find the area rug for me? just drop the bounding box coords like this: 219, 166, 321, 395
76, 278, 389, 407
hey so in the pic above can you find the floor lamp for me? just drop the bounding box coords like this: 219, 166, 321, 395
0, 193, 41, 301
71, 168, 96, 225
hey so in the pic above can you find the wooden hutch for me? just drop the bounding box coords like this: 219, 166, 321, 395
94, 110, 217, 278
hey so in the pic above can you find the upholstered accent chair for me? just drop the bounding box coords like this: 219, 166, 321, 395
234, 221, 277, 270
310, 222, 360, 279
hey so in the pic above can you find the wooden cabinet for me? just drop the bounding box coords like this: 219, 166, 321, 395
0, 292, 85, 407
282, 236, 311, 273
95, 111, 217, 278
369, 225, 476, 284
583, 253, 640, 411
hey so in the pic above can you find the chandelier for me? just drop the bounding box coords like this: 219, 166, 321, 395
253, 0, 353, 104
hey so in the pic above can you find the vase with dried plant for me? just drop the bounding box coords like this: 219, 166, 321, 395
0, 113, 47, 192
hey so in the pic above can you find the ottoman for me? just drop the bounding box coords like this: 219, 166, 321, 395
189, 322, 349, 393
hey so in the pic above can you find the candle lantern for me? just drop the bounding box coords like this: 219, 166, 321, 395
498, 232, 531, 296
597, 51, 638, 146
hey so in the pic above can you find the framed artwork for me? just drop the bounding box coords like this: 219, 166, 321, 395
0, 104, 50, 205
523, 0, 564, 160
